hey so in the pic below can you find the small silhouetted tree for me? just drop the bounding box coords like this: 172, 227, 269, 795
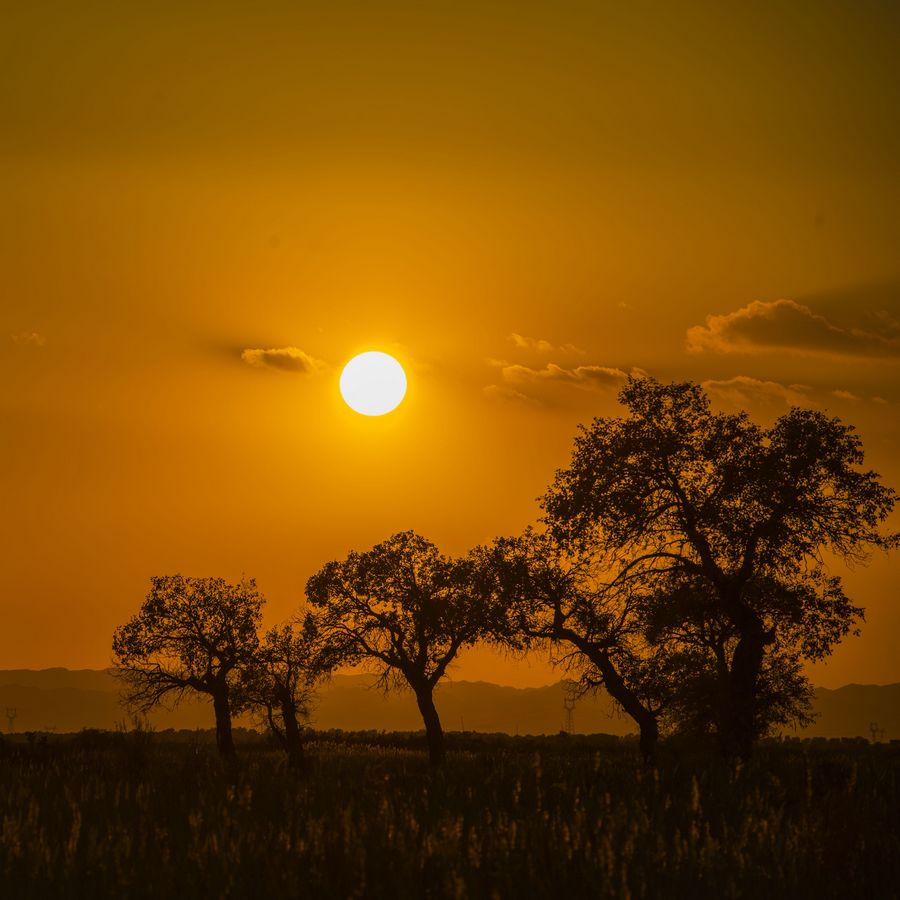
307, 531, 484, 765
474, 529, 667, 763
112, 575, 263, 760
240, 615, 331, 771
542, 377, 896, 758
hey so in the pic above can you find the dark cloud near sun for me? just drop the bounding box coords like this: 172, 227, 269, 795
686, 299, 900, 360
240, 347, 326, 374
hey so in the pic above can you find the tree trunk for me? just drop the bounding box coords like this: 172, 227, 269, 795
414, 685, 445, 766
587, 648, 659, 765
712, 585, 776, 759
281, 696, 306, 772
721, 629, 769, 760
211, 688, 236, 760
266, 704, 286, 750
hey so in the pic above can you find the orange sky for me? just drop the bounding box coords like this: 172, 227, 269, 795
2, 2, 899, 687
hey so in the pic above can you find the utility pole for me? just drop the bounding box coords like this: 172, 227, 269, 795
562, 680, 578, 734
5, 708, 16, 734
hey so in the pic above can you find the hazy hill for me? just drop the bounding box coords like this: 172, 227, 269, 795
0, 669, 626, 736
312, 675, 627, 735
0, 669, 896, 740
798, 683, 900, 740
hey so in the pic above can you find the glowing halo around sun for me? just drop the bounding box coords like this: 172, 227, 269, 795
339, 351, 408, 416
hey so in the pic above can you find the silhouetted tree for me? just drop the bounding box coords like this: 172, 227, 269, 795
239, 615, 332, 771
542, 377, 896, 758
112, 575, 263, 760
307, 532, 484, 765
474, 529, 667, 763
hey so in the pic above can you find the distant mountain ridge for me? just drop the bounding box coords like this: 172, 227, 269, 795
0, 669, 897, 740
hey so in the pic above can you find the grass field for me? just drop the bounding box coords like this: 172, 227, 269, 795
0, 730, 897, 899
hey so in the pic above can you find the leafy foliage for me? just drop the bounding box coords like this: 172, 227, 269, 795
474, 529, 668, 760
307, 532, 485, 692
307, 531, 491, 763
239, 615, 333, 767
527, 378, 894, 755
112, 575, 264, 757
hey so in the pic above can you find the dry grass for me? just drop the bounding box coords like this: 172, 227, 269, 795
0, 731, 897, 899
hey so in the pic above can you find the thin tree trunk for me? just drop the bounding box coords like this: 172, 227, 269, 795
211, 689, 236, 760
586, 648, 659, 765
281, 697, 306, 771
266, 704, 286, 751
414, 686, 445, 766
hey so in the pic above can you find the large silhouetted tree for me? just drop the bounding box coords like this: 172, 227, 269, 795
239, 615, 332, 771
542, 377, 896, 758
112, 575, 263, 760
307, 531, 485, 765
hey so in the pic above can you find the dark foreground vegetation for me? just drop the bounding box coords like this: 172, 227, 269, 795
1, 730, 898, 899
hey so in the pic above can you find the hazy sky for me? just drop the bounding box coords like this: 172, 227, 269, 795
2, 1, 899, 687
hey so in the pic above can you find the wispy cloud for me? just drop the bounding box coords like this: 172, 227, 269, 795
509, 333, 584, 355
701, 376, 810, 409
482, 384, 540, 406
686, 299, 900, 360
501, 363, 641, 387
11, 331, 46, 347
703, 376, 892, 412
241, 347, 326, 374
485, 330, 646, 406
485, 360, 648, 406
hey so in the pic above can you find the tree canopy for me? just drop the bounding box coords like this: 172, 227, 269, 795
112, 574, 264, 759
306, 531, 487, 764
540, 377, 896, 757
239, 615, 332, 769
475, 528, 668, 761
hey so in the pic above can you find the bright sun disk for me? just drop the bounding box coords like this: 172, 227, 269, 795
339, 351, 407, 416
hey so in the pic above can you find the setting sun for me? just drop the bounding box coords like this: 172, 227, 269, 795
339, 351, 407, 416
